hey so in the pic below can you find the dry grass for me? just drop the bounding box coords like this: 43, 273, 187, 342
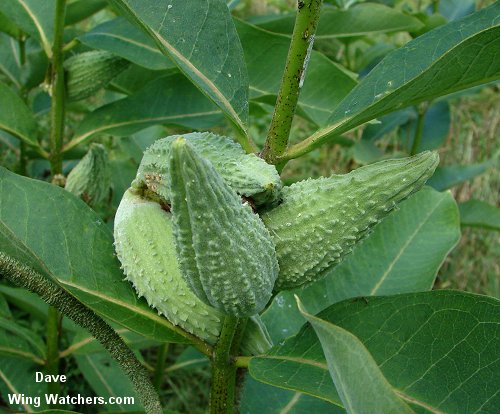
436, 86, 499, 297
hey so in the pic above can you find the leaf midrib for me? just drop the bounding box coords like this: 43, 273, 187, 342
116, 0, 247, 134
303, 22, 500, 149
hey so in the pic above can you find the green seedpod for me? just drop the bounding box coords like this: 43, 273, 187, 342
169, 138, 279, 317
64, 50, 130, 101
114, 189, 272, 352
263, 151, 439, 291
65, 143, 110, 207
132, 132, 282, 206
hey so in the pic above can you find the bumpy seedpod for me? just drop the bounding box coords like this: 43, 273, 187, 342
114, 189, 272, 352
64, 50, 130, 101
65, 143, 110, 207
169, 138, 279, 317
132, 132, 282, 206
263, 151, 439, 291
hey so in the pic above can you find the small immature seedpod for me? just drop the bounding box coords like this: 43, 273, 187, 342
169, 138, 279, 317
64, 50, 130, 101
65, 143, 110, 207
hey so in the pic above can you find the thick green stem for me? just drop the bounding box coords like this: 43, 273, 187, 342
46, 306, 61, 403
210, 316, 242, 414
262, 0, 323, 164
49, 0, 67, 175
152, 343, 170, 391
410, 103, 428, 155
0, 253, 162, 414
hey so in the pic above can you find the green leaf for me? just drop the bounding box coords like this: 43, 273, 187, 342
0, 357, 48, 411
0, 82, 38, 146
0, 34, 22, 89
0, 317, 45, 359
296, 298, 414, 414
439, 0, 475, 21
75, 353, 142, 411
0, 293, 10, 318
361, 108, 414, 142
0, 318, 44, 364
351, 140, 384, 164
0, 285, 51, 321
108, 0, 249, 135
0, 10, 22, 38
289, 4, 500, 159
109, 64, 166, 95
427, 159, 496, 191
65, 0, 107, 26
0, 0, 55, 57
252, 3, 423, 38
167, 346, 208, 373
251, 291, 500, 413
0, 285, 79, 332
400, 102, 451, 152
240, 376, 344, 414
262, 187, 461, 343
459, 199, 500, 231
64, 327, 157, 356
79, 17, 175, 71
0, 167, 189, 344
236, 19, 357, 127
66, 73, 223, 151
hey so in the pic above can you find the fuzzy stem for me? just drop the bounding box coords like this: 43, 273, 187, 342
210, 316, 240, 414
262, 0, 323, 164
49, 0, 67, 175
0, 253, 162, 414
152, 343, 170, 391
410, 103, 428, 155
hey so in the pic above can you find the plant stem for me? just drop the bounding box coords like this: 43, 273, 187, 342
262, 0, 323, 164
152, 343, 170, 391
49, 0, 67, 175
210, 316, 240, 414
0, 253, 162, 414
234, 356, 251, 368
432, 0, 440, 14
410, 103, 428, 155
46, 306, 61, 404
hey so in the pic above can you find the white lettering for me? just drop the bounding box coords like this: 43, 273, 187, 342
35, 371, 67, 382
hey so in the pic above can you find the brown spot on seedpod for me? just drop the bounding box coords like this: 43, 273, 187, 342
242, 196, 257, 213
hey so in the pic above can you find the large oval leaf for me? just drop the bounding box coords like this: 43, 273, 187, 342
285, 3, 500, 159
0, 167, 189, 344
297, 299, 414, 414
262, 187, 460, 343
108, 0, 249, 136
65, 73, 224, 151
0, 82, 38, 146
251, 291, 500, 413
0, 0, 55, 57
252, 3, 423, 38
